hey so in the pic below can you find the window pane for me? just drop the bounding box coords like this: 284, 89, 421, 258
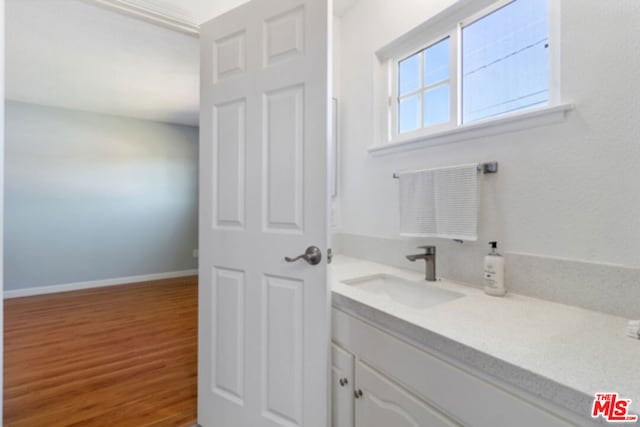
462, 0, 549, 123
399, 95, 420, 133
399, 53, 421, 96
423, 84, 449, 126
424, 38, 450, 86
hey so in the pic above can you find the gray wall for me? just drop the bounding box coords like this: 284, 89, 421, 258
5, 101, 199, 291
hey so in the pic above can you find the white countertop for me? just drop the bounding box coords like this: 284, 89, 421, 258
331, 255, 640, 417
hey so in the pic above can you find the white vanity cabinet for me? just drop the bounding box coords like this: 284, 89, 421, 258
332, 342, 459, 427
332, 308, 592, 427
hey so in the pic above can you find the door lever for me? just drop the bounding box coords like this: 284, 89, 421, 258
285, 246, 322, 266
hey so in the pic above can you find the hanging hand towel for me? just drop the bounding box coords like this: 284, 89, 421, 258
398, 164, 478, 241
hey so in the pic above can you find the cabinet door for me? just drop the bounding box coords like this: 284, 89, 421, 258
355, 361, 459, 427
332, 343, 354, 427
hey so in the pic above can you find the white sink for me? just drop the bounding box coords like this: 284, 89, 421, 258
341, 274, 463, 310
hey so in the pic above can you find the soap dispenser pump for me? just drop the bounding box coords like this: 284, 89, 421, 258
484, 241, 506, 296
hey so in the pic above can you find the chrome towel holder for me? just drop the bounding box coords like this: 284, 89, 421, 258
392, 161, 498, 179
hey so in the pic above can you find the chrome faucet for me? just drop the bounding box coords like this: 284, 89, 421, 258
406, 246, 436, 281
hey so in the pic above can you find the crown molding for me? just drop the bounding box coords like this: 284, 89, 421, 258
80, 0, 200, 37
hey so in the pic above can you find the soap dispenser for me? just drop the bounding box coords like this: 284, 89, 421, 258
484, 241, 506, 296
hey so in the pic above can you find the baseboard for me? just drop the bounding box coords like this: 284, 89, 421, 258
4, 269, 198, 299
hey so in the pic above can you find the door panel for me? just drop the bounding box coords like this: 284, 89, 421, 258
213, 100, 245, 229
355, 361, 459, 427
211, 267, 245, 404
264, 6, 305, 66
199, 0, 331, 426
263, 85, 304, 232
213, 31, 246, 82
263, 275, 303, 425
332, 344, 354, 427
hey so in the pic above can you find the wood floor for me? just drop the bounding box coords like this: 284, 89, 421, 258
4, 276, 198, 427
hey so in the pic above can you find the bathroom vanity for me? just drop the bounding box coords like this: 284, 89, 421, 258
330, 256, 640, 427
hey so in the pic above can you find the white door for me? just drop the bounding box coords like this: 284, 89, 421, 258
198, 0, 331, 426
355, 361, 460, 427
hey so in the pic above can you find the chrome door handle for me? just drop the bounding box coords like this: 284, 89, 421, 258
285, 246, 322, 265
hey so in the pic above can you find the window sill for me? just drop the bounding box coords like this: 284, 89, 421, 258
369, 103, 574, 156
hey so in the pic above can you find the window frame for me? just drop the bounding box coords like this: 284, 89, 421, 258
384, 0, 561, 149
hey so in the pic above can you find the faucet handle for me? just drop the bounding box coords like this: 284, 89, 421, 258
417, 245, 436, 254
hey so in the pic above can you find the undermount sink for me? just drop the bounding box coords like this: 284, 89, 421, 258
341, 274, 463, 310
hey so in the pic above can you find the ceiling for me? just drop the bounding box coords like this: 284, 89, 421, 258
5, 0, 359, 127
6, 0, 200, 126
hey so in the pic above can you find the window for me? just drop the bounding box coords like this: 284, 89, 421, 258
390, 0, 553, 142
398, 37, 450, 133
462, 0, 549, 122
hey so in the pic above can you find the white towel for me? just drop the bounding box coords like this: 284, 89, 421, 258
399, 164, 478, 241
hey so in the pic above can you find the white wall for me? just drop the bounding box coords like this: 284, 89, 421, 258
5, 101, 199, 291
336, 0, 640, 267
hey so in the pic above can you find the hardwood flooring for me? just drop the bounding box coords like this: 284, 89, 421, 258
4, 276, 198, 427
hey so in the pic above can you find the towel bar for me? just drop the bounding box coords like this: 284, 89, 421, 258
392, 161, 498, 179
